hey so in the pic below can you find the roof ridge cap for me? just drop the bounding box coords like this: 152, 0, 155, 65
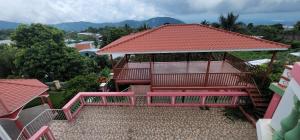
100, 25, 168, 52
200, 24, 289, 48
0, 80, 48, 88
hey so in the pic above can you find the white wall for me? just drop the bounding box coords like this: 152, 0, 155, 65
270, 79, 300, 130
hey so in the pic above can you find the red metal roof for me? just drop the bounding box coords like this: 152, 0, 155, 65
98, 24, 289, 54
0, 79, 48, 117
75, 43, 92, 51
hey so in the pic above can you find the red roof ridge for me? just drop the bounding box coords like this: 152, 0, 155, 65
198, 24, 289, 48
0, 79, 48, 89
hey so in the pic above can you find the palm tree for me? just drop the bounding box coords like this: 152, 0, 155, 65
201, 20, 209, 25
219, 12, 239, 31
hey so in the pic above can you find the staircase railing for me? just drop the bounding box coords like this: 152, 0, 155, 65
16, 109, 66, 140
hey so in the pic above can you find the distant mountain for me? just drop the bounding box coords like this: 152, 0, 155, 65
0, 20, 20, 29
0, 17, 184, 32
52, 17, 184, 31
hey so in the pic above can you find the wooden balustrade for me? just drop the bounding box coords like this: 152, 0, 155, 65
152, 73, 206, 87
114, 68, 151, 80
114, 56, 127, 68
225, 54, 258, 72
152, 73, 251, 87
147, 92, 248, 107
62, 92, 135, 121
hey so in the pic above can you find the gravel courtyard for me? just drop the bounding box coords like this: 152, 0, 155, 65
50, 106, 256, 140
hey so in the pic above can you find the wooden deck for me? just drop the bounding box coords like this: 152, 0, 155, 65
113, 61, 252, 89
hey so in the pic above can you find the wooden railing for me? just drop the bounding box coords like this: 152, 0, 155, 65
225, 54, 258, 72
114, 56, 127, 68
62, 92, 135, 121
114, 68, 151, 80
152, 73, 252, 87
113, 56, 127, 77
147, 92, 248, 107
152, 73, 206, 87
28, 126, 55, 140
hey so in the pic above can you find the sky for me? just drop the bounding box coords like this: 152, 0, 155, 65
0, 0, 300, 25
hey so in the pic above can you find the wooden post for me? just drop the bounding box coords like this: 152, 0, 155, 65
186, 53, 190, 73
266, 51, 277, 75
115, 82, 119, 92
263, 51, 277, 84
223, 52, 227, 61
149, 54, 153, 91
125, 54, 128, 62
204, 53, 211, 86
109, 54, 114, 68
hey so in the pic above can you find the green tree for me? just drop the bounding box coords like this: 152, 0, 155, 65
201, 20, 209, 25
219, 12, 239, 31
11, 24, 65, 48
12, 24, 97, 81
0, 29, 14, 40
100, 27, 132, 47
0, 45, 18, 78
211, 22, 221, 28
137, 23, 150, 32
294, 21, 300, 31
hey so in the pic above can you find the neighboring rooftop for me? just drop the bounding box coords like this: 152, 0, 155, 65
74, 41, 94, 51
247, 59, 271, 66
290, 52, 300, 57
99, 24, 289, 54
0, 79, 48, 117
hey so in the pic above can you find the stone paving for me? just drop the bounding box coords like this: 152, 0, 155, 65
50, 106, 256, 140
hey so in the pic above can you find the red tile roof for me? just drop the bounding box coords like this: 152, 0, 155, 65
98, 24, 289, 54
75, 43, 92, 51
0, 79, 48, 117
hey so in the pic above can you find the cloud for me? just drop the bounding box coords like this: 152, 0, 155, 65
0, 0, 299, 23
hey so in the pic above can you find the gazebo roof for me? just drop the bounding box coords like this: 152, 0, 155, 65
0, 79, 48, 118
98, 24, 289, 54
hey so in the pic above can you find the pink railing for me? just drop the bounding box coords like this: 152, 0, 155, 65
28, 126, 55, 140
62, 92, 135, 121
147, 92, 248, 107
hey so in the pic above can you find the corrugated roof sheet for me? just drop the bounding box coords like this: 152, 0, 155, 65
0, 79, 48, 117
99, 24, 289, 54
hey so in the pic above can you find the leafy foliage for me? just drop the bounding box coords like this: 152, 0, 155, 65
10, 24, 97, 81
100, 26, 133, 47
99, 67, 110, 78
0, 45, 18, 78
219, 12, 240, 31
49, 73, 100, 108
0, 29, 14, 40
11, 24, 65, 48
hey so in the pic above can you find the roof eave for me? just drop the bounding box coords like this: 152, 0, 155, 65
97, 47, 289, 55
